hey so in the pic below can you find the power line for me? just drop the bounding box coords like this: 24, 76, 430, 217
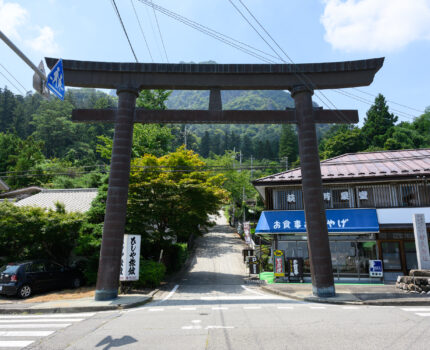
334, 89, 418, 120
0, 63, 28, 93
0, 68, 26, 95
352, 88, 424, 114
110, 0, 139, 62
137, 0, 277, 63
150, 0, 169, 63
228, 0, 348, 121
130, 0, 154, 62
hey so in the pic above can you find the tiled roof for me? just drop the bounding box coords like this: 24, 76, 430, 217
14, 188, 98, 213
254, 149, 430, 184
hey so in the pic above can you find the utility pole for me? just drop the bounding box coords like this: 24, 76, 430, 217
0, 30, 49, 97
285, 156, 289, 171
250, 155, 253, 180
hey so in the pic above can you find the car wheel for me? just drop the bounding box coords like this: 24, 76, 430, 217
72, 277, 81, 289
18, 285, 32, 299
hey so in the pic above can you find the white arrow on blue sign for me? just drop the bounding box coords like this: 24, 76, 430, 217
46, 59, 65, 100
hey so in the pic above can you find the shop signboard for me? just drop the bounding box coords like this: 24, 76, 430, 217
244, 221, 252, 244
243, 249, 255, 262
273, 250, 285, 277
286, 257, 304, 282
255, 209, 379, 234
120, 234, 141, 281
369, 260, 383, 277
412, 214, 430, 269
249, 262, 259, 275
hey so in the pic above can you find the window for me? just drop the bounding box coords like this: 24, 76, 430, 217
274, 188, 303, 210
356, 187, 375, 208
331, 188, 354, 208
29, 262, 45, 273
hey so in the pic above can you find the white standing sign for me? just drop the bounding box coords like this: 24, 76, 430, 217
244, 221, 251, 245
412, 214, 430, 270
120, 234, 141, 281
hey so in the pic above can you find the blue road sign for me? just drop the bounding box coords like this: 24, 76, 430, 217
46, 59, 65, 100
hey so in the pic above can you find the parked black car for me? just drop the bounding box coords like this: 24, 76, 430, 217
0, 260, 83, 298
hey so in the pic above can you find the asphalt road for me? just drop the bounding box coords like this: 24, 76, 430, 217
5, 220, 429, 350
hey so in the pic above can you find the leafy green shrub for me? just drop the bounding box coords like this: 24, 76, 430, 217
161, 243, 189, 273
133, 259, 166, 288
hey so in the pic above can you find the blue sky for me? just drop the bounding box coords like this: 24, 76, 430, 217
1, 0, 429, 124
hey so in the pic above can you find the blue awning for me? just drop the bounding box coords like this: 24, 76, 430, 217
255, 209, 379, 234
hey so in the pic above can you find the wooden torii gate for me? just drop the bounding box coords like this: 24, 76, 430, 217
45, 57, 384, 300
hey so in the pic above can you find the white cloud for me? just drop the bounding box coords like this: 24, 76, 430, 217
0, 1, 59, 54
321, 0, 430, 52
0, 0, 28, 39
25, 26, 59, 55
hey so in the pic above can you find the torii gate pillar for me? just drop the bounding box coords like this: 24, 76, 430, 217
292, 85, 335, 296
95, 88, 137, 301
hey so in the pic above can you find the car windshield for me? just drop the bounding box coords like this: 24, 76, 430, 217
0, 265, 20, 274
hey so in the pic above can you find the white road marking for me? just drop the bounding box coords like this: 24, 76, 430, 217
243, 306, 261, 310
0, 313, 94, 319
277, 306, 293, 310
401, 308, 430, 312
180, 308, 196, 311
182, 325, 202, 330
191, 320, 201, 323
0, 319, 83, 323
342, 306, 360, 310
148, 308, 164, 312
201, 296, 276, 301
162, 284, 179, 301
310, 306, 326, 309
415, 313, 430, 317
0, 340, 33, 348
0, 331, 54, 337
0, 324, 71, 329
205, 326, 234, 329
212, 307, 228, 310
241, 285, 265, 296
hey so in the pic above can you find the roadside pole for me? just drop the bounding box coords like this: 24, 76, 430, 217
0, 30, 49, 97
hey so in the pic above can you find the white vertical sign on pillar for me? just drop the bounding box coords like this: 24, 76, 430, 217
412, 214, 430, 270
120, 234, 141, 281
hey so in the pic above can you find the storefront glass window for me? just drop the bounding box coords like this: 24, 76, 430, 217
381, 242, 402, 270
335, 242, 358, 275
404, 241, 418, 271
357, 242, 377, 276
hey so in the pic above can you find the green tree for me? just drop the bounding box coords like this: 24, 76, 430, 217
361, 94, 398, 148
200, 131, 211, 158
320, 127, 364, 159
278, 124, 298, 164
0, 201, 83, 264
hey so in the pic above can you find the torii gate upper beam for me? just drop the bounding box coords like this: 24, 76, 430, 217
46, 57, 384, 91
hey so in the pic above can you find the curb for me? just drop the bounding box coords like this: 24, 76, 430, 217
261, 285, 430, 306
0, 289, 159, 315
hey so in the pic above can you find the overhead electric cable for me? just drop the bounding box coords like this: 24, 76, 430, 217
227, 0, 284, 62
352, 88, 424, 114
130, 0, 154, 62
110, 0, 139, 62
333, 89, 417, 120
0, 68, 25, 95
137, 0, 278, 63
229, 0, 355, 124
150, 0, 169, 63
0, 63, 28, 93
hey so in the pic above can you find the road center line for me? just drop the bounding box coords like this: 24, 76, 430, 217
162, 284, 179, 301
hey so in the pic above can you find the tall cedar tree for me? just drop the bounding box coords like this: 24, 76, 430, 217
361, 94, 398, 148
278, 124, 298, 164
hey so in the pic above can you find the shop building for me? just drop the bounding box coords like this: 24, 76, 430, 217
253, 149, 430, 282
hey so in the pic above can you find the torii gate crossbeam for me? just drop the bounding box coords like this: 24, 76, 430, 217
45, 57, 384, 300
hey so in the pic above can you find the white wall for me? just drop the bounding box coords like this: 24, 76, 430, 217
376, 207, 430, 224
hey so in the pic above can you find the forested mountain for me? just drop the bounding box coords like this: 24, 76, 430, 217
1, 85, 429, 190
